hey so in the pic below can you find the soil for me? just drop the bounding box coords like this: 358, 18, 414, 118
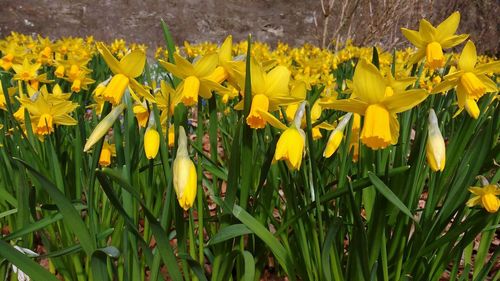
0, 0, 498, 55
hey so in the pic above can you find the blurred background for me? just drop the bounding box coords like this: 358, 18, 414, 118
0, 0, 498, 55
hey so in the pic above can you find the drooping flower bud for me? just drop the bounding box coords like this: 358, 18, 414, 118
173, 126, 197, 210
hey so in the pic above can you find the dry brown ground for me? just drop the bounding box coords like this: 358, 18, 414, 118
0, 0, 498, 55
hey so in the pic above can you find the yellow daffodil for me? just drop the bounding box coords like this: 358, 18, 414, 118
18, 86, 79, 136
159, 53, 229, 107
0, 41, 24, 70
236, 59, 303, 129
12, 58, 41, 82
321, 60, 427, 150
133, 102, 149, 128
402, 11, 468, 69
259, 102, 307, 170
467, 184, 500, 213
99, 140, 116, 167
97, 42, 153, 105
62, 63, 95, 93
426, 109, 446, 172
431, 41, 499, 119
285, 95, 331, 140
173, 126, 197, 210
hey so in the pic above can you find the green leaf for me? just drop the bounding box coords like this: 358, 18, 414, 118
241, 250, 255, 281
14, 158, 96, 255
160, 19, 176, 64
368, 172, 417, 223
232, 204, 295, 279
91, 250, 109, 281
0, 239, 59, 281
207, 224, 253, 245
372, 47, 380, 69
96, 171, 183, 281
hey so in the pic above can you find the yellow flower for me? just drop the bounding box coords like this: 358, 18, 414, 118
426, 109, 446, 172
97, 42, 153, 105
12, 58, 41, 82
275, 127, 305, 170
236, 59, 303, 129
173, 126, 197, 210
401, 12, 468, 69
133, 103, 149, 128
159, 53, 229, 107
431, 41, 499, 119
18, 86, 79, 136
467, 184, 500, 213
259, 102, 306, 170
144, 128, 160, 159
99, 141, 116, 167
321, 60, 427, 150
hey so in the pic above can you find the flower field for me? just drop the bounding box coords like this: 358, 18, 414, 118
0, 12, 499, 281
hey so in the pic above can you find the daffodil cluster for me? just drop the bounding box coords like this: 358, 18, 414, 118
0, 11, 498, 212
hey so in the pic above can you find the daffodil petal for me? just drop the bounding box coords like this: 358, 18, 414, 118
401, 28, 424, 48
458, 41, 477, 72
456, 83, 467, 108
257, 110, 288, 131
219, 35, 232, 63
198, 84, 213, 100
317, 122, 335, 130
265, 66, 290, 97
53, 114, 78, 126
268, 96, 304, 111
436, 11, 460, 41
476, 74, 498, 93
475, 61, 500, 75
250, 58, 266, 96
390, 77, 417, 93
130, 79, 155, 102
390, 114, 400, 145
97, 42, 123, 75
353, 60, 386, 103
419, 19, 436, 42
290, 81, 307, 99
431, 79, 457, 94
203, 79, 226, 96
383, 89, 428, 113
195, 53, 218, 77
444, 70, 464, 81
407, 49, 425, 66
466, 196, 480, 207
158, 60, 188, 79
440, 34, 468, 49
120, 49, 146, 78
320, 98, 368, 116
